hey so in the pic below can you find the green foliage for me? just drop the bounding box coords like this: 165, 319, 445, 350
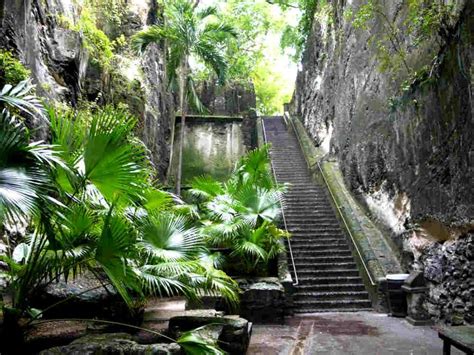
252, 61, 293, 115
132, 0, 236, 193
0, 51, 30, 86
177, 326, 226, 355
350, 0, 456, 106
86, 0, 130, 33
0, 84, 240, 323
275, 0, 319, 62
75, 8, 114, 68
185, 146, 288, 276
192, 0, 296, 115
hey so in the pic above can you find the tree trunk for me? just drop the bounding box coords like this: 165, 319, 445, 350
176, 63, 187, 195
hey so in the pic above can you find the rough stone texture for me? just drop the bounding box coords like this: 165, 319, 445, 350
0, 0, 86, 103
24, 321, 89, 353
139, 41, 173, 181
0, 0, 173, 180
291, 0, 473, 322
40, 333, 181, 354
30, 273, 143, 325
418, 233, 473, 325
168, 311, 251, 355
193, 80, 257, 116
237, 278, 287, 324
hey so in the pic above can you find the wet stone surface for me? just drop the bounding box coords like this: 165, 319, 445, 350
248, 312, 464, 354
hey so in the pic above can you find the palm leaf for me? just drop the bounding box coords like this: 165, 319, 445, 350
95, 211, 139, 306
83, 108, 147, 203
189, 175, 224, 201
0, 80, 47, 122
233, 186, 283, 226
177, 327, 225, 355
138, 213, 205, 262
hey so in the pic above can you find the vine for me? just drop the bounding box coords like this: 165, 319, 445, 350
350, 0, 457, 108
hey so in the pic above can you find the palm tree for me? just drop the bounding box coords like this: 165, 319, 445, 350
186, 146, 288, 275
1, 98, 239, 326
132, 0, 236, 195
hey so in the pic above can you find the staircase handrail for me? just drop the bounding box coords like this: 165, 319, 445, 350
261, 118, 299, 286
285, 113, 376, 287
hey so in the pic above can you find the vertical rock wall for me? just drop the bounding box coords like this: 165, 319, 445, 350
291, 0, 473, 323
0, 0, 173, 179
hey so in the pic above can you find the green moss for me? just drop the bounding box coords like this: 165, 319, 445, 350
75, 9, 114, 69
181, 145, 232, 183
0, 50, 30, 85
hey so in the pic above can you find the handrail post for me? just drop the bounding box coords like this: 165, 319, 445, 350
284, 113, 376, 287
261, 118, 299, 286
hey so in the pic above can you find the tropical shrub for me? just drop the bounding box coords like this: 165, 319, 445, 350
185, 146, 288, 276
0, 82, 239, 333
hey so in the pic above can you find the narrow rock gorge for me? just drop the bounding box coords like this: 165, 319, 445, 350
291, 0, 473, 323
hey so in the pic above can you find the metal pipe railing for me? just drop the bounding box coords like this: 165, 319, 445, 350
285, 113, 376, 287
261, 118, 299, 286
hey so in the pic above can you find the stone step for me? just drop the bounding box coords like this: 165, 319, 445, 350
288, 228, 344, 234
293, 307, 373, 313
285, 216, 339, 222
294, 276, 363, 285
291, 250, 353, 257
290, 255, 355, 263
265, 117, 370, 313
291, 243, 349, 250
293, 262, 357, 270
288, 237, 347, 244
285, 217, 340, 222
295, 269, 360, 277
293, 291, 369, 301
284, 202, 332, 207
290, 242, 351, 249
284, 200, 330, 206
294, 283, 367, 292
293, 299, 372, 310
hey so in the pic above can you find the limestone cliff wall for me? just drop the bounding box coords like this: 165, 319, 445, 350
291, 0, 473, 323
0, 0, 173, 179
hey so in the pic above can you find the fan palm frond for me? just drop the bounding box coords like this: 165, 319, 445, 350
233, 186, 284, 226
0, 81, 46, 122
95, 211, 139, 306
189, 175, 224, 201
83, 108, 148, 203
138, 213, 205, 262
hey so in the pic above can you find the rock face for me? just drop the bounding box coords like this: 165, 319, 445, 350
419, 233, 473, 325
0, 0, 173, 179
194, 80, 257, 117
0, 0, 83, 102
291, 0, 473, 322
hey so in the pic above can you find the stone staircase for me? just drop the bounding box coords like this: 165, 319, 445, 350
263, 117, 372, 313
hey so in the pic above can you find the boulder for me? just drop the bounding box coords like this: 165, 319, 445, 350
237, 277, 287, 324
30, 272, 143, 325
168, 310, 251, 355
40, 333, 181, 354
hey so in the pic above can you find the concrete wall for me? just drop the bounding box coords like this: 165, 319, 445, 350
170, 117, 248, 184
